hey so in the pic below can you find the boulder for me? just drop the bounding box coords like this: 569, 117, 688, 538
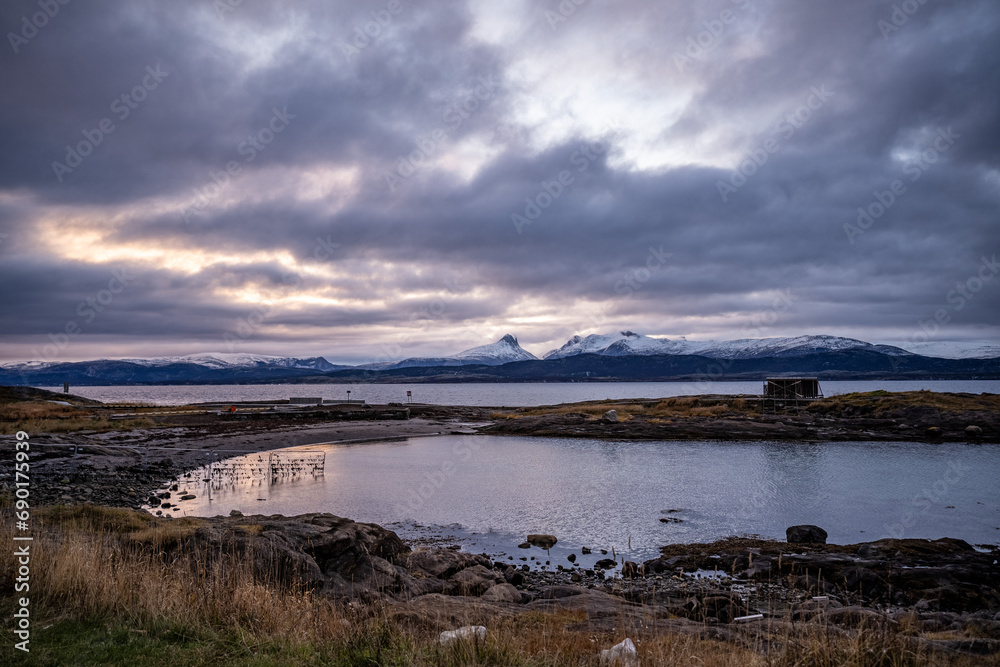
448, 565, 502, 596
600, 637, 637, 666
438, 625, 486, 644
621, 561, 640, 578
595, 558, 617, 570
407, 548, 490, 579
602, 410, 619, 423
526, 534, 558, 549
966, 425, 983, 438
786, 524, 828, 544
481, 583, 521, 603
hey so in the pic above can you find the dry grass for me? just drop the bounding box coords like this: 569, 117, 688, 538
2, 505, 993, 665
807, 390, 1000, 416
496, 396, 760, 421
0, 400, 155, 434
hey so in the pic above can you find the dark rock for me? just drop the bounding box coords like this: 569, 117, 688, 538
517, 542, 531, 549
786, 524, 828, 544
595, 558, 617, 570
407, 549, 489, 579
581, 547, 591, 554
567, 553, 576, 563
526, 534, 557, 549
824, 606, 897, 629
966, 425, 983, 438
449, 565, 501, 596
621, 561, 640, 578
926, 426, 942, 439
179, 494, 196, 501
481, 582, 521, 603
686, 594, 742, 623
147, 496, 161, 506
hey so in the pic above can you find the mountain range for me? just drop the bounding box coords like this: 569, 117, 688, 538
1, 333, 998, 385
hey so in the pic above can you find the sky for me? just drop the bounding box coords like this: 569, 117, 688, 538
0, 0, 998, 365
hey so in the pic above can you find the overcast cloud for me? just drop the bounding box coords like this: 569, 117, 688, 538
1, 0, 998, 364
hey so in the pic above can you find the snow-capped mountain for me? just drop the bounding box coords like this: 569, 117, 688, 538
543, 331, 702, 359
362, 334, 538, 369
118, 353, 342, 371
543, 333, 912, 360
450, 334, 538, 364
694, 335, 911, 359
1, 353, 343, 373
892, 342, 1000, 360
0, 353, 348, 386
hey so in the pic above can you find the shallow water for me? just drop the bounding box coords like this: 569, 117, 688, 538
167, 435, 1000, 563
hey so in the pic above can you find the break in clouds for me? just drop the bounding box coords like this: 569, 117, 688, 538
0, 0, 998, 363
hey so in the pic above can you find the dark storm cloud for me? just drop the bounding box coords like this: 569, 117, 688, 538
0, 0, 998, 361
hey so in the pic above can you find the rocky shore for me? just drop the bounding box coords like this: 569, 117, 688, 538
51, 508, 997, 658
0, 406, 485, 510
4, 387, 1000, 659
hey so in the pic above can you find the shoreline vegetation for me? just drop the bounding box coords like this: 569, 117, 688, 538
2, 385, 999, 664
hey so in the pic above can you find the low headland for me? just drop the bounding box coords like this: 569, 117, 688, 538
2, 385, 999, 665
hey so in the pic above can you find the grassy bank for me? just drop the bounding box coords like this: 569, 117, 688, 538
1, 505, 993, 666
0, 386, 153, 435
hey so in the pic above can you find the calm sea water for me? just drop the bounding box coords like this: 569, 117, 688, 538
45, 379, 1000, 407
169, 435, 1000, 564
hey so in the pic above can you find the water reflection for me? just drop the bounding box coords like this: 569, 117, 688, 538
163, 435, 1000, 561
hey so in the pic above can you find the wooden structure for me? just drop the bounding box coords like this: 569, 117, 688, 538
761, 377, 823, 412
763, 378, 822, 399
